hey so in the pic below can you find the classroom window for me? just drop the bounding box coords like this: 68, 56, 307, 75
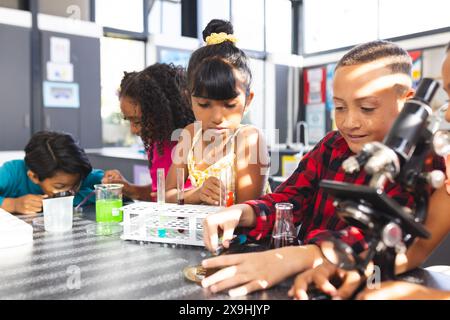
197, 0, 231, 39
148, 0, 182, 36
231, 0, 265, 52
100, 37, 145, 146
303, 0, 450, 54
378, 0, 450, 39
303, 0, 379, 54
265, 0, 292, 54
148, 0, 161, 34
95, 0, 144, 33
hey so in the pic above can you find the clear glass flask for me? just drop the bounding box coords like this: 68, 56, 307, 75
270, 203, 297, 249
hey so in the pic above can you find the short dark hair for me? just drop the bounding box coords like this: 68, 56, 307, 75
24, 131, 92, 181
187, 19, 252, 100
336, 40, 412, 76
446, 41, 450, 53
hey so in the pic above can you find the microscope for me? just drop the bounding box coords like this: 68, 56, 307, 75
318, 78, 447, 282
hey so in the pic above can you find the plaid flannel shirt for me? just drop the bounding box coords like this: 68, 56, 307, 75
244, 131, 445, 254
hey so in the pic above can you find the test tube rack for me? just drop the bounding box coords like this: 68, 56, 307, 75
121, 202, 222, 246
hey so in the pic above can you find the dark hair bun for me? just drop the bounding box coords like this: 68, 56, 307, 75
202, 19, 234, 42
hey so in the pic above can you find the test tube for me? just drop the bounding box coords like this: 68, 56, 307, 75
177, 168, 185, 205
220, 170, 235, 207
176, 167, 186, 233
271, 203, 296, 249
225, 169, 234, 207
157, 168, 165, 205
218, 170, 228, 207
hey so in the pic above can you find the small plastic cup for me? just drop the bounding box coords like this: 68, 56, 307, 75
43, 196, 74, 233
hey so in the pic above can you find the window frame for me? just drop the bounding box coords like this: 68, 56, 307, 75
300, 0, 450, 57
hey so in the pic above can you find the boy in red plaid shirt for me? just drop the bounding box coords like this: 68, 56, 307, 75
288, 41, 450, 301
200, 40, 445, 297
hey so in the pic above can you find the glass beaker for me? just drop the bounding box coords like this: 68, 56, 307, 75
270, 203, 297, 249
94, 184, 124, 223
86, 184, 124, 236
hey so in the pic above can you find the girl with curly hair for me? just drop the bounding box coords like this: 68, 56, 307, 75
102, 63, 195, 200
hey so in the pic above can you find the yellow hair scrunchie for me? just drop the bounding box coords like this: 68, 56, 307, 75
205, 32, 237, 46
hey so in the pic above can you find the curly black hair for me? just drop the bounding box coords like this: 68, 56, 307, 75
119, 63, 195, 166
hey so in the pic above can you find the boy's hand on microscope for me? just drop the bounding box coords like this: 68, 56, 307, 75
198, 176, 222, 206
13, 194, 47, 214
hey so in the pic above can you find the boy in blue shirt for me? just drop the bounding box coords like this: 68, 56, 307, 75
0, 131, 103, 214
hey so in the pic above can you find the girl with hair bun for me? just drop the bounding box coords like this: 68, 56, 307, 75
165, 19, 270, 206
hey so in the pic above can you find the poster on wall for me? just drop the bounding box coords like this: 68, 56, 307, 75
306, 103, 326, 144
304, 68, 325, 104
408, 50, 422, 89
47, 37, 74, 83
325, 63, 336, 112
158, 48, 192, 68
50, 37, 70, 64
47, 62, 74, 82
325, 63, 337, 130
43, 81, 80, 108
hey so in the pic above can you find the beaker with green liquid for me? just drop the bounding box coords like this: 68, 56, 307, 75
95, 184, 124, 222
86, 184, 124, 236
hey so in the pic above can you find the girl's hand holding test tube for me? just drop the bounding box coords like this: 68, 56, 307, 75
197, 176, 222, 206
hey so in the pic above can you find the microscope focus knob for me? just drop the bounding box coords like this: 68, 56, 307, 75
424, 170, 446, 189
342, 156, 360, 174
382, 223, 403, 248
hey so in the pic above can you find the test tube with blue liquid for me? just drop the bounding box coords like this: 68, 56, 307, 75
176, 168, 186, 233
157, 168, 166, 237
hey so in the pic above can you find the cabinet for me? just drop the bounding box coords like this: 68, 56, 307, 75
0, 23, 31, 150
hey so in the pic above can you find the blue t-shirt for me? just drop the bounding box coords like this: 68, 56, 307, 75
0, 160, 104, 207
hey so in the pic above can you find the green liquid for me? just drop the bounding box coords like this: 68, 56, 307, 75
95, 199, 123, 223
